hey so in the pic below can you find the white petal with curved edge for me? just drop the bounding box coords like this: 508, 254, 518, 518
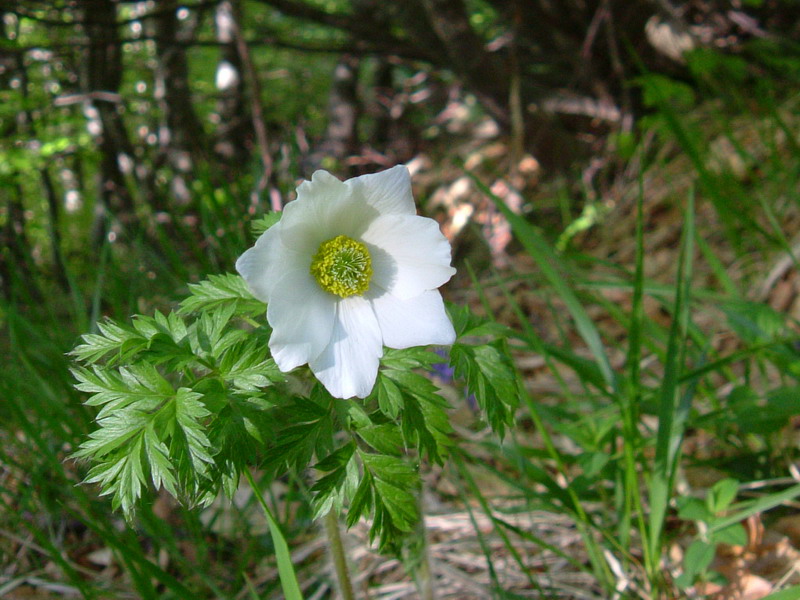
369, 288, 455, 349
362, 214, 456, 300
267, 270, 336, 372
235, 223, 308, 303
310, 296, 383, 399
346, 165, 415, 216
280, 170, 378, 253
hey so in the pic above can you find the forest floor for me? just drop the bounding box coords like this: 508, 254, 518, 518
6, 97, 800, 600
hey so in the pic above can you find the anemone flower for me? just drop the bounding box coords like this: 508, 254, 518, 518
236, 165, 456, 399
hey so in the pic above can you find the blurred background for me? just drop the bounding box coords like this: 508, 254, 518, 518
3, 1, 800, 598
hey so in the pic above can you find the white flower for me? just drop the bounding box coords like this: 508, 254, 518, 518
236, 165, 456, 399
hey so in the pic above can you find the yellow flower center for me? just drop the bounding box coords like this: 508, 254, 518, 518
310, 235, 372, 298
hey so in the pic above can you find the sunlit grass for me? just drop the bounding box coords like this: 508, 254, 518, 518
4, 42, 800, 600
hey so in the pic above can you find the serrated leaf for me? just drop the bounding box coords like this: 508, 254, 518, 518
311, 444, 358, 519
361, 452, 419, 538
379, 367, 453, 463
361, 454, 418, 488
313, 442, 356, 472
373, 479, 417, 532
250, 212, 282, 236
380, 347, 442, 370
74, 407, 151, 459
376, 375, 403, 419
216, 336, 282, 391
172, 388, 214, 474
346, 471, 374, 528
194, 304, 237, 357
178, 273, 264, 316
448, 303, 512, 339
450, 339, 519, 437
356, 424, 403, 456
84, 433, 148, 518
70, 318, 148, 365
144, 425, 178, 496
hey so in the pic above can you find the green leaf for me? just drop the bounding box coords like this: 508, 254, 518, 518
450, 339, 518, 437
219, 338, 282, 392
70, 319, 147, 365
362, 453, 419, 536
170, 387, 214, 477
178, 273, 265, 316
250, 212, 282, 236
733, 386, 800, 434
356, 424, 403, 456
72, 364, 170, 419
310, 443, 358, 519
707, 478, 739, 514
313, 441, 356, 472
261, 396, 333, 475
83, 432, 148, 517
373, 478, 417, 532
448, 302, 513, 339
346, 470, 374, 528
647, 193, 696, 564
376, 375, 403, 420
383, 369, 452, 463
144, 424, 178, 496
759, 585, 800, 600
713, 523, 747, 546
677, 496, 713, 523
380, 347, 442, 370
679, 539, 716, 587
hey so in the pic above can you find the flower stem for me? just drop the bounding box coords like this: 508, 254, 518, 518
413, 491, 436, 600
324, 508, 356, 600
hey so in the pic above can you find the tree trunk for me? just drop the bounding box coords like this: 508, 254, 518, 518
416, 0, 510, 123
213, 0, 251, 170
153, 0, 208, 206
80, 0, 141, 242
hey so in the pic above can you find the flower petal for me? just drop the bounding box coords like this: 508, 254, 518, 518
280, 170, 377, 253
370, 288, 455, 349
362, 214, 456, 300
267, 270, 336, 371
309, 296, 383, 398
235, 224, 307, 303
346, 165, 415, 216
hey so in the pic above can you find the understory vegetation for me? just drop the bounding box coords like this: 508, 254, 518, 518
4, 1, 800, 599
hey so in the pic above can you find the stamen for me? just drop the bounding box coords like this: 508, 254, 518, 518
310, 235, 372, 298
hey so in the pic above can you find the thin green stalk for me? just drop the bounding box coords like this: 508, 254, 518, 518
408, 486, 436, 600
243, 469, 304, 600
323, 509, 356, 600
646, 192, 696, 588
620, 184, 651, 574
519, 387, 616, 593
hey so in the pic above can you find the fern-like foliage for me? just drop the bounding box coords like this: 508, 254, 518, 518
71, 274, 518, 554
71, 274, 281, 518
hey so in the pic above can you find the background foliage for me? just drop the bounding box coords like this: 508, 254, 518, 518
4, 0, 800, 598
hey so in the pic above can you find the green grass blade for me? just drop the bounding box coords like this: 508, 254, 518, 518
708, 483, 800, 534
758, 584, 800, 600
244, 469, 304, 600
452, 449, 546, 594
619, 184, 650, 569
646, 191, 696, 576
472, 175, 615, 390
